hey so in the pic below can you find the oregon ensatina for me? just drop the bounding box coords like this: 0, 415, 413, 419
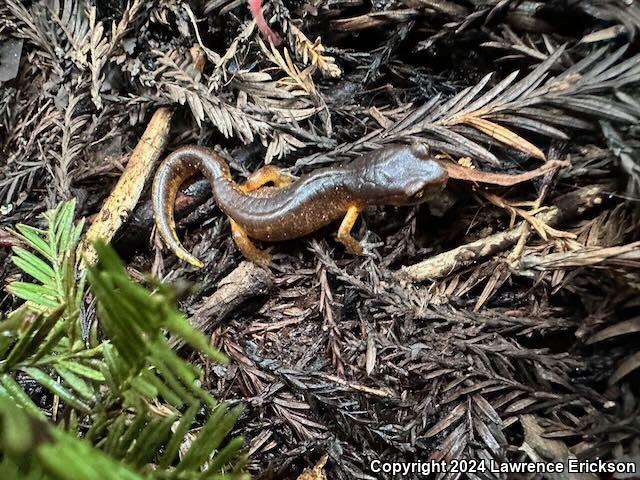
152, 144, 563, 267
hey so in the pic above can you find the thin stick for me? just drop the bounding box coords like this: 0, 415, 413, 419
396, 185, 607, 282
78, 107, 173, 267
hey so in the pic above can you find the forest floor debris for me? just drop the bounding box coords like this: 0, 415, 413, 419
2, 0, 640, 478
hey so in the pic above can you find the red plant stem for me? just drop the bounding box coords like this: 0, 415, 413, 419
248, 0, 282, 46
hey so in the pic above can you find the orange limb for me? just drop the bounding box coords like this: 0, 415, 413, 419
239, 165, 296, 193
337, 205, 364, 255
229, 217, 271, 267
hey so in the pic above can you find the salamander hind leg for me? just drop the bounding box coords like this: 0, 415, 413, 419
337, 205, 364, 255
229, 217, 271, 267
240, 165, 297, 193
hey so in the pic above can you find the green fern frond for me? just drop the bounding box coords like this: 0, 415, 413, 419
0, 200, 248, 479
7, 199, 85, 343
0, 397, 147, 480
0, 395, 249, 480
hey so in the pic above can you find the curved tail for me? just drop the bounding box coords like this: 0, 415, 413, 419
152, 146, 230, 268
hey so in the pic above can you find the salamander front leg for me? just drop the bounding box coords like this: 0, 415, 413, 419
240, 165, 297, 192
229, 217, 271, 267
337, 205, 364, 255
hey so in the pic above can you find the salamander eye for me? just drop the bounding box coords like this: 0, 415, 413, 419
411, 143, 430, 158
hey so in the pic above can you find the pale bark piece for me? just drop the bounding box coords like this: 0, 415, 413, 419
78, 107, 173, 266
296, 454, 328, 480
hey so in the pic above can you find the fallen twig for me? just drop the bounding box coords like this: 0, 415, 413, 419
316, 372, 394, 398
396, 185, 609, 282
170, 261, 274, 349
296, 454, 328, 480
77, 107, 173, 266
519, 241, 640, 271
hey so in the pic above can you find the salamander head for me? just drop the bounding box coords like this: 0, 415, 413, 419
360, 143, 448, 206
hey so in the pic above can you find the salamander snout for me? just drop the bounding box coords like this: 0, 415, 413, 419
372, 145, 448, 205
400, 159, 448, 205
354, 144, 449, 206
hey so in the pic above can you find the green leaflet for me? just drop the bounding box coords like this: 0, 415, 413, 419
0, 200, 247, 479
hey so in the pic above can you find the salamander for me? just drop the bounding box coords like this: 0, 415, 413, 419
152, 143, 564, 267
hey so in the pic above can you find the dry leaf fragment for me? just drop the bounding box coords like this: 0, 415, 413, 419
296, 454, 328, 480
425, 402, 466, 437
290, 25, 341, 79
609, 352, 640, 385
580, 25, 627, 43
587, 317, 640, 344
332, 9, 420, 31
458, 157, 474, 168
464, 117, 546, 160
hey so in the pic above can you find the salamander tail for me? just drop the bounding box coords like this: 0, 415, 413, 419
152, 146, 229, 268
